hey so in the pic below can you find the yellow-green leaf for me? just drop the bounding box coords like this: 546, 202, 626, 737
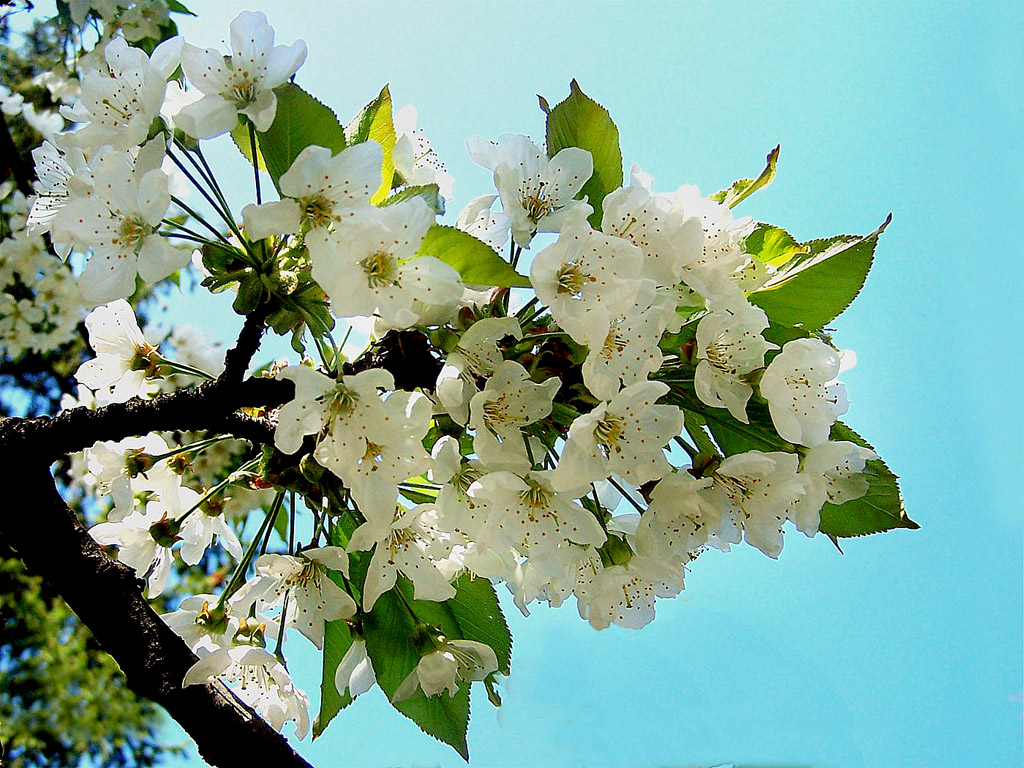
545, 80, 622, 229
709, 145, 779, 208
418, 225, 530, 288
346, 85, 396, 204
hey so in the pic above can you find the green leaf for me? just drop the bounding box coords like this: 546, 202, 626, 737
545, 80, 622, 229
750, 214, 891, 330
381, 184, 445, 215
398, 485, 440, 505
346, 85, 396, 204
709, 145, 779, 208
362, 583, 470, 760
418, 225, 530, 288
232, 275, 264, 315
230, 122, 266, 172
238, 84, 347, 193
745, 223, 809, 269
165, 0, 196, 15
818, 422, 918, 538
447, 575, 512, 675
314, 612, 354, 739
703, 398, 791, 457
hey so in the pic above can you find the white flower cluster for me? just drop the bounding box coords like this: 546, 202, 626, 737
36, 9, 887, 744
0, 185, 83, 357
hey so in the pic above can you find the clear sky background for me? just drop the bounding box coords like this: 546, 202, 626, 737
134, 1, 1024, 766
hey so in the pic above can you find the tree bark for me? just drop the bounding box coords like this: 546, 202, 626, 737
2, 462, 314, 768
0, 309, 313, 767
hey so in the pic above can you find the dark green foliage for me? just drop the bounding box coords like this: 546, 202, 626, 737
0, 548, 182, 768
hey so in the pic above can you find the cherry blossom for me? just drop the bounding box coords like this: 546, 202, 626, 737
467, 133, 593, 247
178, 11, 307, 138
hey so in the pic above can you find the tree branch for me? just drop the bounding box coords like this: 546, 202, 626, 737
0, 462, 314, 768
0, 110, 33, 195
221, 303, 271, 384
3, 376, 291, 461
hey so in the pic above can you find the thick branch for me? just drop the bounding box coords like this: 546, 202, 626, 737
3, 376, 291, 461
1, 463, 313, 768
0, 110, 33, 195
221, 303, 271, 384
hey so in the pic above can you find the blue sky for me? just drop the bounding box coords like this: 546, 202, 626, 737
142, 1, 1024, 766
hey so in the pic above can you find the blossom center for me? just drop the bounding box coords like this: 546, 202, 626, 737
114, 216, 151, 251
482, 393, 526, 432
299, 194, 335, 228
593, 414, 626, 456
227, 69, 260, 107
521, 180, 554, 222
358, 250, 400, 289
555, 262, 593, 299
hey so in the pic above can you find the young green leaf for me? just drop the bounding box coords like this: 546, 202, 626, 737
418, 225, 530, 288
232, 83, 347, 193
314, 612, 355, 739
545, 80, 622, 229
230, 122, 267, 172
745, 223, 808, 269
380, 183, 445, 215
165, 0, 196, 15
709, 145, 779, 208
346, 85, 397, 204
749, 215, 891, 330
362, 582, 471, 760
447, 574, 512, 675
818, 422, 918, 537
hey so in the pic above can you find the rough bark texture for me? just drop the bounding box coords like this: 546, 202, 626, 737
0, 305, 446, 765
2, 462, 313, 768
0, 308, 315, 768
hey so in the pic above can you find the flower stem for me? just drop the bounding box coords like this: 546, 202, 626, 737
248, 122, 262, 206
147, 435, 232, 463
216, 489, 285, 611
606, 476, 646, 514
177, 457, 261, 526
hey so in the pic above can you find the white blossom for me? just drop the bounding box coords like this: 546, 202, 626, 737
53, 145, 190, 304
84, 432, 180, 515
75, 299, 160, 401
308, 197, 462, 329
60, 35, 181, 151
178, 11, 306, 138
579, 283, 668, 401
468, 471, 606, 562
162, 594, 239, 654
551, 381, 682, 492
231, 547, 356, 649
790, 440, 877, 535
635, 473, 718, 563
467, 133, 592, 247
760, 337, 844, 446
455, 194, 510, 251
393, 105, 455, 200
393, 638, 498, 701
241, 141, 381, 239
601, 165, 703, 285
530, 224, 646, 344
183, 644, 310, 739
334, 638, 375, 700
467, 361, 560, 474
705, 450, 808, 558
435, 316, 521, 424
694, 298, 777, 423
178, 486, 243, 566
349, 506, 460, 612
576, 552, 685, 631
